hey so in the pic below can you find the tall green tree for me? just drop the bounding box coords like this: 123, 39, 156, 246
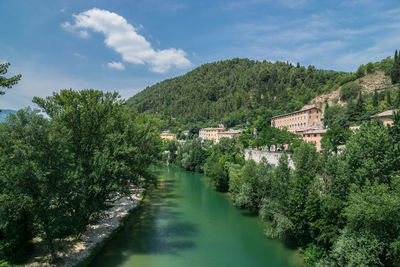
321, 123, 351, 154
355, 64, 365, 78
0, 63, 21, 111
33, 89, 161, 235
0, 63, 21, 94
326, 182, 400, 266
373, 88, 379, 107
386, 90, 392, 106
259, 154, 294, 241
0, 109, 74, 262
391, 49, 400, 84
288, 142, 320, 245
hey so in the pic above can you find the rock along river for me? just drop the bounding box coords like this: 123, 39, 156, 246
89, 166, 301, 267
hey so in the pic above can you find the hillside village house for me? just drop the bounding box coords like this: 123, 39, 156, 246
371, 109, 397, 126
271, 105, 323, 132
216, 130, 242, 143
271, 105, 325, 151
199, 125, 242, 143
199, 127, 225, 142
160, 131, 177, 140
295, 128, 326, 152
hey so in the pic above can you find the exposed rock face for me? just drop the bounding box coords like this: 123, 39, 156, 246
311, 71, 397, 110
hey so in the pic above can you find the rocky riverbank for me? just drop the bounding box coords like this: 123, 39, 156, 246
25, 187, 144, 267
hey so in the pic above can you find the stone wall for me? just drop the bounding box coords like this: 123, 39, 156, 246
244, 149, 295, 169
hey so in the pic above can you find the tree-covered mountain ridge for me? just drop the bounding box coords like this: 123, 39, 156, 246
126, 57, 395, 127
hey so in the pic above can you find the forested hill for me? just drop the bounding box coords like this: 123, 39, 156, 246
127, 58, 350, 126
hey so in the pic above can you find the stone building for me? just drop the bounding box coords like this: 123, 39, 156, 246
216, 130, 242, 143
198, 127, 225, 142
295, 128, 326, 152
160, 131, 177, 140
271, 105, 323, 132
371, 110, 397, 126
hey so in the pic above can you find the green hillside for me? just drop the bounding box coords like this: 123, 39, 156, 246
127, 57, 397, 129
127, 58, 350, 126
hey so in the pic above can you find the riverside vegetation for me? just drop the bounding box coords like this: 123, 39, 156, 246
164, 114, 400, 266
1, 50, 400, 266
0, 64, 161, 265
153, 51, 400, 266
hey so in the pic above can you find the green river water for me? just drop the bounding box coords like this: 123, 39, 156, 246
89, 166, 301, 267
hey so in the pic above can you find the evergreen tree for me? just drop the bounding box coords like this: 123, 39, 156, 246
366, 62, 374, 74
395, 85, 400, 108
355, 64, 366, 78
0, 62, 21, 111
373, 88, 379, 107
391, 50, 400, 84
386, 90, 392, 106
324, 98, 329, 110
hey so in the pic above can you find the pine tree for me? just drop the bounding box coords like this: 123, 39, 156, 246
391, 50, 400, 84
0, 63, 21, 111
373, 88, 379, 107
386, 90, 392, 106
324, 98, 329, 110
395, 85, 400, 108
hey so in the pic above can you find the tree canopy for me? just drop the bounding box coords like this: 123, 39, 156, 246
127, 59, 347, 126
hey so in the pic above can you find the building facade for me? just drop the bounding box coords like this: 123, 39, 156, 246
160, 131, 177, 140
216, 130, 242, 143
271, 105, 323, 132
198, 128, 225, 142
295, 128, 326, 152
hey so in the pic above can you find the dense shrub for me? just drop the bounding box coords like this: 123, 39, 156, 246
340, 82, 361, 101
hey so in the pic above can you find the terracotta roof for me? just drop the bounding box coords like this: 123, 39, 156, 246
219, 130, 242, 134
300, 104, 318, 111
200, 128, 225, 131
295, 128, 326, 134
271, 105, 321, 119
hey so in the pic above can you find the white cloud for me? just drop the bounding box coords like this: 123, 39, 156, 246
107, 61, 125, 70
78, 30, 90, 39
221, 9, 400, 71
73, 52, 85, 58
62, 8, 192, 73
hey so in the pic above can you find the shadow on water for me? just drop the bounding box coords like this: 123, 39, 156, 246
239, 209, 258, 218
89, 176, 198, 267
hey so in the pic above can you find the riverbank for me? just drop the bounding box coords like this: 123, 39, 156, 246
25, 187, 144, 267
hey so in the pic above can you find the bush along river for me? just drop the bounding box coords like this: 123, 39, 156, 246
89, 166, 301, 267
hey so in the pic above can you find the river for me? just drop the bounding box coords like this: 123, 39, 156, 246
89, 166, 301, 267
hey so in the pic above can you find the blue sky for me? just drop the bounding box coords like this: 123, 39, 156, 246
1, 0, 400, 110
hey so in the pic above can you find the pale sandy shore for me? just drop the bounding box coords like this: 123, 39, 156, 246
25, 187, 144, 267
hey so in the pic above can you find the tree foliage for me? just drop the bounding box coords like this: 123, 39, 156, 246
391, 49, 400, 84
339, 82, 361, 102
0, 63, 21, 94
0, 90, 161, 263
127, 59, 346, 125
